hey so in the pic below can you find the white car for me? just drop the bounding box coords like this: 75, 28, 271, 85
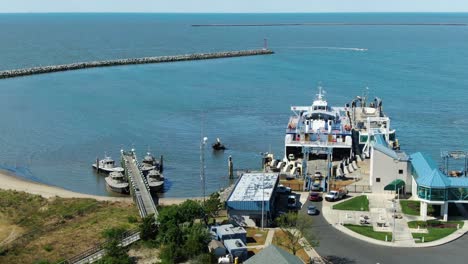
276, 184, 292, 194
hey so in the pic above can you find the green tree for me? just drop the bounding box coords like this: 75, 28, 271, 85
159, 242, 185, 264
157, 200, 212, 263
139, 214, 158, 241
275, 212, 316, 255
179, 199, 204, 225
190, 253, 215, 264
203, 192, 222, 220
158, 205, 184, 245
184, 224, 210, 256
97, 227, 131, 264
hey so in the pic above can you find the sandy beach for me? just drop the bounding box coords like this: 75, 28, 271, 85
0, 169, 199, 205
0, 169, 133, 202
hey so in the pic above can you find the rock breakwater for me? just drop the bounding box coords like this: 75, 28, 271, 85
0, 49, 274, 79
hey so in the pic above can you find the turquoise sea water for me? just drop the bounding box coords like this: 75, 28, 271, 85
0, 13, 467, 197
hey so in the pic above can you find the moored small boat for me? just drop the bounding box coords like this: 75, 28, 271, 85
140, 152, 162, 173
212, 138, 226, 150
92, 155, 124, 174
105, 171, 129, 194
146, 168, 164, 192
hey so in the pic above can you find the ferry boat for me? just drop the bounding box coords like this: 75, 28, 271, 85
92, 155, 125, 174
284, 87, 398, 163
146, 168, 164, 192
105, 171, 129, 194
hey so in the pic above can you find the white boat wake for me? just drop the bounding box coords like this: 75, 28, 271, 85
274, 46, 368, 51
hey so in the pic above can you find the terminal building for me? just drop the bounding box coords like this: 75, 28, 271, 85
226, 172, 279, 227
369, 134, 410, 194
409, 151, 468, 221
365, 135, 468, 221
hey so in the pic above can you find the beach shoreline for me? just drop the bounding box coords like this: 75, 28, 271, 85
0, 169, 201, 205
0, 169, 134, 202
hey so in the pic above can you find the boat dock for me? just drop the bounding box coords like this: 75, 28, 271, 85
121, 150, 158, 218
0, 49, 274, 79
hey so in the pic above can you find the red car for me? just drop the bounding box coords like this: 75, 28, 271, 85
309, 192, 322, 202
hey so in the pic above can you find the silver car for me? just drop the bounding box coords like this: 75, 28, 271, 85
307, 205, 317, 215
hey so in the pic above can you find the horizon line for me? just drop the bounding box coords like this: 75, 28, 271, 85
1, 11, 468, 14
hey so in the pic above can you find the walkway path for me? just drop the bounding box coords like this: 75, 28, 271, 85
122, 151, 158, 218
321, 193, 467, 247
302, 198, 468, 264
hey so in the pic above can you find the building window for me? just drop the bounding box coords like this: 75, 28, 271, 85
376, 178, 381, 183
398, 169, 403, 174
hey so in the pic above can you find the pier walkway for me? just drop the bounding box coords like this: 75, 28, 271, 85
121, 150, 158, 219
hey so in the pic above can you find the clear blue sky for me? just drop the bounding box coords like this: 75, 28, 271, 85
1, 0, 468, 13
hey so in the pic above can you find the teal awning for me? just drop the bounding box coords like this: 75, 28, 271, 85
384, 179, 405, 191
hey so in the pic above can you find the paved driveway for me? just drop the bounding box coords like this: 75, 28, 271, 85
301, 200, 468, 264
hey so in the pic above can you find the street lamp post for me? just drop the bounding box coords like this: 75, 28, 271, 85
392, 158, 401, 242
201, 137, 208, 203
261, 173, 265, 230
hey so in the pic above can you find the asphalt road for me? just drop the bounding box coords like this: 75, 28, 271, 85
300, 199, 468, 264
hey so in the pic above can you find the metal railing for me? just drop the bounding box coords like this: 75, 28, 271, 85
58, 229, 140, 264
121, 150, 158, 219
329, 184, 372, 193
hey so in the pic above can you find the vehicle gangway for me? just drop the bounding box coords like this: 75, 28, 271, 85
121, 149, 158, 219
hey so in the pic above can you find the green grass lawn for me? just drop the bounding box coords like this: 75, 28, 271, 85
408, 220, 464, 243
0, 190, 139, 263
400, 200, 436, 216
344, 224, 392, 241
332, 195, 369, 211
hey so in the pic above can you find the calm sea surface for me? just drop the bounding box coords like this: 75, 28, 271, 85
0, 13, 467, 197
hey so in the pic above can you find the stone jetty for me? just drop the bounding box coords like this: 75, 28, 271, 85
192, 23, 468, 27
0, 49, 274, 79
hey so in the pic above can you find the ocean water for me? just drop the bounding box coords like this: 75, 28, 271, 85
0, 13, 467, 197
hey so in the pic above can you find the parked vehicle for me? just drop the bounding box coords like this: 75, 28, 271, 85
307, 205, 317, 215
310, 182, 321, 191
309, 192, 322, 202
276, 184, 292, 194
325, 189, 348, 202
287, 195, 297, 208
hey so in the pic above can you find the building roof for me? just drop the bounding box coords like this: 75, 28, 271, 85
208, 240, 225, 250
448, 177, 468, 188
373, 143, 399, 160
216, 224, 246, 239
227, 173, 278, 203
223, 239, 247, 251
410, 152, 460, 188
244, 245, 303, 264
372, 134, 408, 161
418, 169, 450, 188
410, 152, 435, 178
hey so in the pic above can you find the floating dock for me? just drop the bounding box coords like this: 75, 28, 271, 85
0, 49, 274, 79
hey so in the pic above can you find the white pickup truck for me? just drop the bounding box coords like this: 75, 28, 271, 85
325, 189, 348, 202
